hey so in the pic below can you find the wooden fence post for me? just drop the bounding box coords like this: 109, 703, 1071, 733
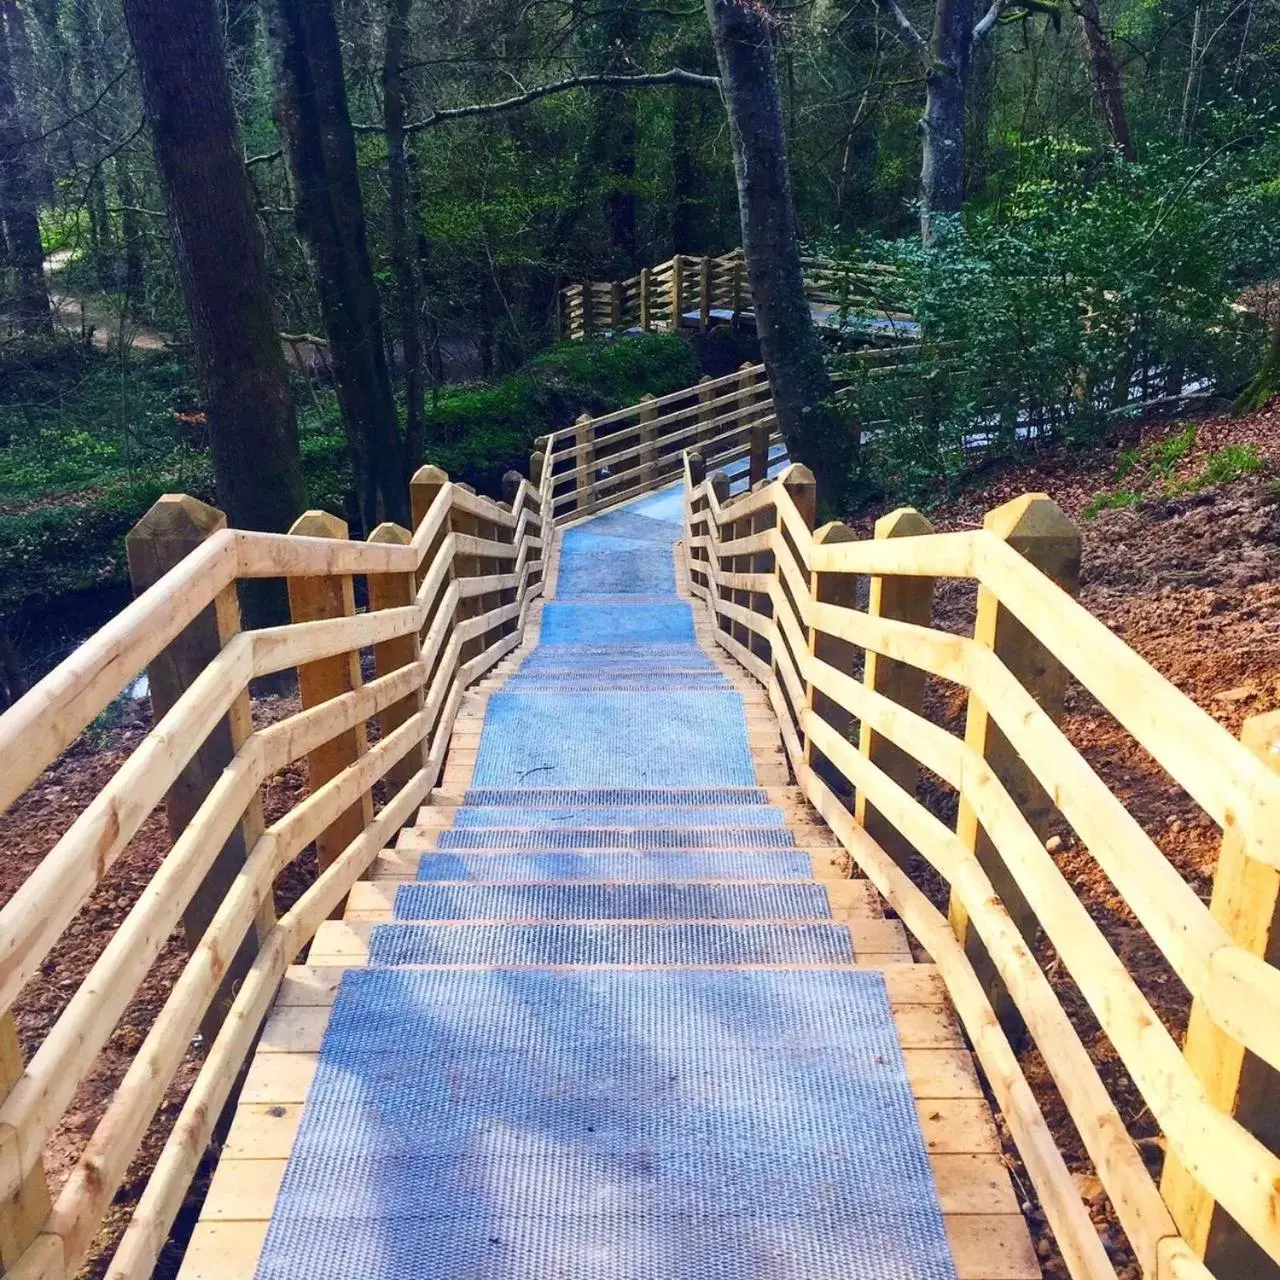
367, 521, 424, 790
1162, 708, 1280, 1278
804, 521, 860, 796
611, 280, 623, 333
856, 507, 935, 866
286, 510, 373, 883
125, 494, 272, 1045
697, 375, 715, 450
638, 393, 657, 489
574, 411, 594, 515
948, 493, 1081, 1037
0, 1018, 50, 1270
742, 363, 769, 486
670, 254, 684, 328
731, 259, 744, 319
410, 465, 456, 684
699, 257, 711, 330
639, 267, 651, 332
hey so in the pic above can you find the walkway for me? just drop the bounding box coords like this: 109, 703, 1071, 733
181, 487, 1037, 1279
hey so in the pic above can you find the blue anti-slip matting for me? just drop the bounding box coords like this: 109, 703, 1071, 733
436, 827, 798, 851
413, 852, 815, 882
537, 601, 695, 644
366, 922, 856, 967
256, 968, 957, 1280
470, 692, 755, 787
452, 805, 786, 828
392, 881, 830, 921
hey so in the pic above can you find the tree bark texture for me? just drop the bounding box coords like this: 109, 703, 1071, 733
1071, 0, 1134, 159
0, 0, 50, 331
920, 0, 973, 243
703, 0, 852, 511
266, 0, 409, 529
121, 0, 305, 624
383, 0, 427, 472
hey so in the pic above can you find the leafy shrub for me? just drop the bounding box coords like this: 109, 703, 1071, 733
829, 137, 1280, 506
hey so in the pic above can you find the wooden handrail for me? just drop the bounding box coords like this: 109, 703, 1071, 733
684, 459, 1280, 1280
0, 453, 555, 1277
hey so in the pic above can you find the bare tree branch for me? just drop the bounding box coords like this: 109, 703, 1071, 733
973, 0, 1013, 41
245, 148, 283, 168
874, 0, 927, 51
352, 68, 720, 134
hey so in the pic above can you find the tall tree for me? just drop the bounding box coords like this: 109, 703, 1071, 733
266, 0, 409, 528
383, 0, 427, 472
704, 0, 852, 511
877, 0, 1031, 242
1071, 0, 1134, 159
0, 0, 51, 330
121, 0, 305, 623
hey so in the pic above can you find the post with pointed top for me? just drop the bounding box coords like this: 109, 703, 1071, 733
670, 253, 685, 329
574, 411, 595, 516
685, 450, 708, 595
805, 521, 861, 794
639, 267, 651, 332
1162, 708, 1280, 1277
287, 510, 374, 882
638, 393, 658, 490
697, 375, 715, 451
611, 280, 623, 333
367, 522, 425, 789
699, 257, 712, 330
856, 508, 935, 865
742, 363, 769, 487
125, 493, 272, 1041
772, 465, 816, 756
948, 493, 1081, 1038
411, 465, 459, 683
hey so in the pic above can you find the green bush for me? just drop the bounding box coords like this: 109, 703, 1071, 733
0, 333, 701, 615
829, 137, 1280, 506
425, 334, 700, 493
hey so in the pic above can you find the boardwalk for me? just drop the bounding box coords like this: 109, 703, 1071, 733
186, 485, 1035, 1279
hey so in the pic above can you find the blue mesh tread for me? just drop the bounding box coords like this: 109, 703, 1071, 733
414, 852, 815, 882
367, 922, 856, 967
437, 827, 798, 851
256, 968, 956, 1280
451, 805, 786, 828
393, 882, 831, 922
461, 787, 770, 806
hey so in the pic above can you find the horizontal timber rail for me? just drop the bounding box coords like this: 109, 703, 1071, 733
0, 457, 554, 1277
559, 248, 912, 341
684, 453, 1280, 1280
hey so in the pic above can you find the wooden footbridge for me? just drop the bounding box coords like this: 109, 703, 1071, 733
0, 367, 1278, 1280
559, 248, 917, 342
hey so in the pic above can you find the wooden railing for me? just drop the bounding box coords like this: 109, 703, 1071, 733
536, 360, 783, 522
684, 454, 1280, 1280
559, 248, 911, 340
0, 459, 551, 1277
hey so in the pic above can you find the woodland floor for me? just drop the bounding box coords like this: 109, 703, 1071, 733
0, 404, 1276, 1277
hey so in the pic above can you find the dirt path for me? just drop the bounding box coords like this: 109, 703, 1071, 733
42, 248, 170, 352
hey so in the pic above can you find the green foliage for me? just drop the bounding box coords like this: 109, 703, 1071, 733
425, 335, 700, 493
0, 333, 699, 616
832, 138, 1280, 506
1180, 442, 1266, 490
1083, 488, 1143, 519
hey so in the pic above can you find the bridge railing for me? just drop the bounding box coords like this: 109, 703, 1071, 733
535, 360, 783, 523
684, 454, 1280, 1280
0, 460, 552, 1277
559, 249, 907, 339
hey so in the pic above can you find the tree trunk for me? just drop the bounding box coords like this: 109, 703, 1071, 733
0, 0, 50, 331
121, 0, 305, 626
115, 152, 145, 304
266, 0, 408, 529
384, 0, 426, 473
704, 0, 852, 512
920, 0, 973, 244
1234, 310, 1280, 414
602, 91, 638, 270
1071, 0, 1134, 159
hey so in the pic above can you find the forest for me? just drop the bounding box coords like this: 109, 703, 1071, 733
1, 0, 1279, 687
